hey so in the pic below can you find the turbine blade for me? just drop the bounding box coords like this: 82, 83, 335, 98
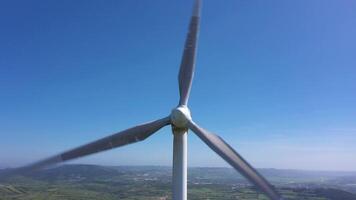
5, 117, 170, 176
188, 121, 283, 200
178, 0, 201, 106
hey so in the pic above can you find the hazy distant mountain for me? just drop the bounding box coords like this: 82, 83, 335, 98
29, 164, 122, 181
1, 164, 356, 200
2, 164, 356, 185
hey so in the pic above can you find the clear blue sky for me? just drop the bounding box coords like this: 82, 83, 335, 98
1, 0, 355, 171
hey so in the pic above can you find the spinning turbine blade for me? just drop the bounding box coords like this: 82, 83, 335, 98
10, 117, 171, 175
178, 0, 201, 106
0, 2, 285, 200
188, 121, 282, 200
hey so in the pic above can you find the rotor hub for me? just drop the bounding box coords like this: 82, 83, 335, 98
170, 106, 192, 128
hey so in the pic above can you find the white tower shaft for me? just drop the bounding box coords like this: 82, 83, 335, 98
172, 129, 188, 200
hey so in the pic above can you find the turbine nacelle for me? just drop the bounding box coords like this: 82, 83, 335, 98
170, 106, 192, 129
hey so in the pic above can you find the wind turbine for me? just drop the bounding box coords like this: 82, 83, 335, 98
2, 0, 282, 200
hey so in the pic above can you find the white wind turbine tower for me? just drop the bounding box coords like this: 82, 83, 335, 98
1, 0, 283, 199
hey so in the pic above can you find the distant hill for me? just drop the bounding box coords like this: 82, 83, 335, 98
2, 164, 356, 184
30, 164, 121, 181
1, 164, 356, 200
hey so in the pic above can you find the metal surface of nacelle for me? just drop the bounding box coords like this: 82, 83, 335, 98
170, 106, 192, 129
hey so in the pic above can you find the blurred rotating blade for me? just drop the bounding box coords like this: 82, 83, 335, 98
178, 0, 201, 106
188, 121, 283, 200
8, 117, 171, 175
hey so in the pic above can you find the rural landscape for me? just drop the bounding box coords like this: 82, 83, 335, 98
1, 0, 355, 199
1, 164, 356, 200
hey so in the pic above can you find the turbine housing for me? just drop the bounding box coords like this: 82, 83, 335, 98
170, 106, 192, 129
